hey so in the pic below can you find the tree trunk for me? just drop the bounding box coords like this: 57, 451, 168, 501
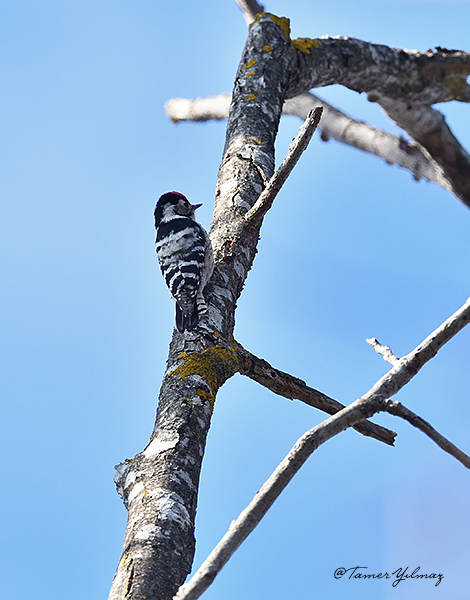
108, 13, 295, 600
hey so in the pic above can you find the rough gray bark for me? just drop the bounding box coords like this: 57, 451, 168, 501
286, 36, 470, 103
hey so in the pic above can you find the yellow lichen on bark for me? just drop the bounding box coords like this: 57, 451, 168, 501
196, 388, 215, 411
270, 15, 291, 39
169, 345, 239, 405
292, 38, 321, 54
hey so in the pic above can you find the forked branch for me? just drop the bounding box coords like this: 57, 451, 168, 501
236, 342, 396, 445
175, 296, 470, 600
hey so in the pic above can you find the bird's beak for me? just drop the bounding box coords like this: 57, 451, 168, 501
191, 203, 203, 210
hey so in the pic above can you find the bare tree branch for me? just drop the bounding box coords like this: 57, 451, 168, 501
366, 337, 400, 365
175, 296, 470, 600
236, 342, 396, 445
165, 95, 232, 123
391, 296, 470, 386
287, 36, 470, 103
165, 92, 453, 192
283, 92, 453, 191
244, 107, 323, 224
378, 98, 470, 207
385, 400, 470, 468
235, 0, 264, 24
175, 393, 470, 600
166, 21, 470, 211
111, 8, 470, 598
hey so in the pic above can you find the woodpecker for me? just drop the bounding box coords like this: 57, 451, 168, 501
154, 192, 214, 333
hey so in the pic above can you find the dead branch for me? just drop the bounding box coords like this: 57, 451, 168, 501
385, 400, 470, 468
236, 343, 396, 445
175, 296, 470, 600
378, 98, 470, 207
366, 337, 400, 365
235, 0, 264, 24
165, 92, 453, 192
283, 92, 453, 190
165, 95, 232, 123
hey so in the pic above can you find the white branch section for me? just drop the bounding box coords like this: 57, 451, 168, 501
366, 337, 400, 365
165, 92, 453, 192
165, 95, 232, 123
174, 296, 470, 600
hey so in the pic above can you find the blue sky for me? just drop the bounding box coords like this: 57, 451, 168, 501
1, 1, 469, 599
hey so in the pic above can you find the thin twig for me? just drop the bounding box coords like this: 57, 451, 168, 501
385, 400, 470, 468
243, 107, 323, 224
175, 296, 470, 600
236, 343, 396, 445
366, 337, 400, 365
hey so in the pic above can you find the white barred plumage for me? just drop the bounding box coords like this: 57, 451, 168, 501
154, 192, 214, 333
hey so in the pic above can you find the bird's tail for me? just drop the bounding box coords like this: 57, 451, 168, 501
175, 303, 198, 333
175, 293, 208, 333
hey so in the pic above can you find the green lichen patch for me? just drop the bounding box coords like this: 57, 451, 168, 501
292, 37, 321, 54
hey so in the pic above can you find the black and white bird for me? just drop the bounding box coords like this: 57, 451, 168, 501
154, 192, 214, 333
